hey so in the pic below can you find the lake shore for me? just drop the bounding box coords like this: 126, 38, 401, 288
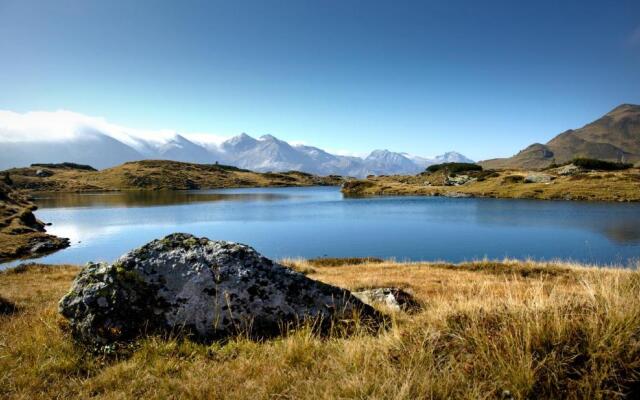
2, 258, 639, 399
341, 166, 640, 202
0, 181, 69, 262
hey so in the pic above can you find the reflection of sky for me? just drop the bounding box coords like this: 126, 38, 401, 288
3, 187, 640, 269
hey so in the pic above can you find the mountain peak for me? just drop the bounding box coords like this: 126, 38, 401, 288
259, 134, 278, 141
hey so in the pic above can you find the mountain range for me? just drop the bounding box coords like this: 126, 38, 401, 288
0, 111, 472, 177
481, 104, 640, 169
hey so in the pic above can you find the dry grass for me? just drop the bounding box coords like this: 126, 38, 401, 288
341, 168, 640, 202
2, 259, 640, 399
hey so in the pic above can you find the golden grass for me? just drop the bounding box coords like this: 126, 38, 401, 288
2, 259, 640, 399
341, 168, 640, 202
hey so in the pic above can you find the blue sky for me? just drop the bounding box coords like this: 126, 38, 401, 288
1, 0, 639, 160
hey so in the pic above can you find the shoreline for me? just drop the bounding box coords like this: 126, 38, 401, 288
341, 166, 640, 202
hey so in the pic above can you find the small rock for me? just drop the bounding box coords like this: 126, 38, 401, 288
35, 169, 53, 177
352, 288, 421, 312
524, 173, 553, 183
59, 233, 383, 345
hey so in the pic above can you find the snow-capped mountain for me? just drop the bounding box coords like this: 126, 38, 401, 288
0, 110, 473, 177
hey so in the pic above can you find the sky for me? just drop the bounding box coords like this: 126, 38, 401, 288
0, 0, 639, 160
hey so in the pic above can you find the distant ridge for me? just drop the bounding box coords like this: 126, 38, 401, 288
0, 111, 473, 177
481, 104, 640, 169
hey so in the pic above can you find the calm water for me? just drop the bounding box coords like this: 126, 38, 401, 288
4, 187, 640, 268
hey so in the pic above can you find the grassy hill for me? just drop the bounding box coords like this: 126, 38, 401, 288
481, 104, 640, 169
2, 160, 344, 192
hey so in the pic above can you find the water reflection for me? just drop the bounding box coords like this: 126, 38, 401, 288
33, 190, 291, 208
472, 199, 640, 244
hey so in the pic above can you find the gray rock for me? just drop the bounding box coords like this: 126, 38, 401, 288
59, 233, 382, 345
444, 174, 474, 186
352, 288, 421, 312
524, 173, 553, 183
35, 169, 53, 177
555, 164, 583, 176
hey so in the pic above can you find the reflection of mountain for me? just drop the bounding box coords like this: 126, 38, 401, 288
471, 199, 640, 245
33, 191, 290, 209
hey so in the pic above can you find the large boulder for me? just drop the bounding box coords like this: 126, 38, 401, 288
59, 233, 382, 345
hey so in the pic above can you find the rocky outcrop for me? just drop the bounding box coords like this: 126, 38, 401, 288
444, 175, 475, 186
524, 173, 553, 184
59, 234, 383, 345
554, 164, 583, 176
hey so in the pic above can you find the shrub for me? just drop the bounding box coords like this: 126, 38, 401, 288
426, 163, 482, 174
572, 158, 632, 171
0, 295, 18, 315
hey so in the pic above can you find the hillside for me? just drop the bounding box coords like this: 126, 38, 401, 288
0, 178, 69, 261
481, 104, 640, 169
2, 160, 344, 192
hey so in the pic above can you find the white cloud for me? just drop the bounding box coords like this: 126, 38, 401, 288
0, 109, 230, 150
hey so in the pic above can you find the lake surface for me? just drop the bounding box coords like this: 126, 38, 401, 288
4, 187, 640, 268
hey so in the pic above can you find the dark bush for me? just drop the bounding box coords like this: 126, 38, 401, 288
31, 162, 97, 171
426, 163, 482, 174
572, 158, 632, 171
0, 295, 18, 315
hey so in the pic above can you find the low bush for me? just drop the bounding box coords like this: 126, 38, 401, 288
572, 158, 632, 171
0, 295, 18, 315
426, 162, 482, 174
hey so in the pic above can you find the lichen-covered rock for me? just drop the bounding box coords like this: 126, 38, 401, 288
444, 175, 475, 186
59, 233, 382, 344
524, 173, 553, 183
555, 164, 583, 176
352, 288, 421, 312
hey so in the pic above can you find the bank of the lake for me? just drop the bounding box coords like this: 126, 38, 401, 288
341, 166, 640, 202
